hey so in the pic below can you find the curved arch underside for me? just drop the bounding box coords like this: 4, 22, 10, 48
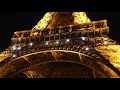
13, 72, 28, 78
23, 62, 107, 78
0, 50, 119, 78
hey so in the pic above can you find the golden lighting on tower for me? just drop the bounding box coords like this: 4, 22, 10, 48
72, 12, 91, 24
95, 45, 120, 71
32, 12, 91, 30
32, 12, 55, 30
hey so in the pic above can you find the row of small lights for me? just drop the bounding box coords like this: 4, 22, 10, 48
11, 38, 81, 58
12, 37, 86, 47
12, 39, 108, 51
11, 38, 109, 58
11, 37, 88, 58
12, 45, 21, 51
11, 45, 22, 58
45, 39, 70, 45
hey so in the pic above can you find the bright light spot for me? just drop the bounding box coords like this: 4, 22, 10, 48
45, 42, 49, 45
12, 45, 16, 50
85, 47, 89, 51
13, 45, 16, 48
29, 42, 33, 46
56, 41, 59, 44
17, 47, 21, 50
81, 37, 87, 41
66, 39, 70, 42
75, 12, 79, 14
78, 18, 81, 20
12, 54, 17, 58
34, 32, 38, 36
103, 41, 108, 45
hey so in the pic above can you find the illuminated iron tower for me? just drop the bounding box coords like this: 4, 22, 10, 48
0, 12, 120, 78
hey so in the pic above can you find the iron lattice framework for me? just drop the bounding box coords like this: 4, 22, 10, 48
0, 12, 120, 78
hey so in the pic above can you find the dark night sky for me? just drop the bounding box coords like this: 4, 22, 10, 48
0, 12, 120, 52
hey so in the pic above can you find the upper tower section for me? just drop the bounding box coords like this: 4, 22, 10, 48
32, 12, 91, 30
11, 12, 108, 41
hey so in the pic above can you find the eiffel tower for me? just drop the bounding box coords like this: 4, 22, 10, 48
0, 12, 120, 78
